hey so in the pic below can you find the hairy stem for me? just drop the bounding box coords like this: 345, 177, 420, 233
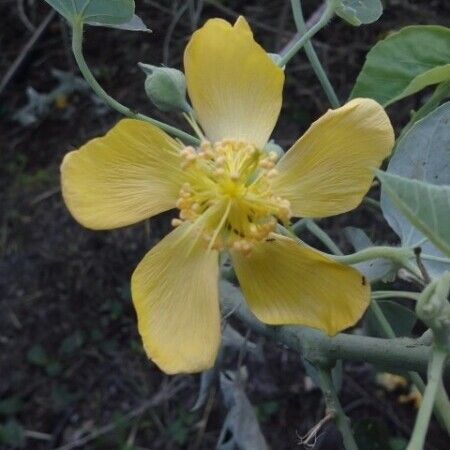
289, 0, 340, 107
407, 348, 448, 450
317, 368, 359, 450
71, 20, 199, 145
371, 291, 420, 301
370, 300, 450, 432
332, 246, 422, 279
277, 2, 335, 67
220, 281, 450, 376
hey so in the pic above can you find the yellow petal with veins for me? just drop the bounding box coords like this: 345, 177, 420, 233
131, 224, 220, 374
231, 234, 370, 335
184, 17, 284, 148
234, 15, 253, 35
272, 98, 394, 218
61, 119, 184, 230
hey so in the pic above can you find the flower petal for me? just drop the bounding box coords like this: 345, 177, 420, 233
272, 98, 395, 218
231, 234, 370, 335
233, 15, 252, 35
184, 17, 284, 148
61, 119, 184, 230
131, 225, 220, 374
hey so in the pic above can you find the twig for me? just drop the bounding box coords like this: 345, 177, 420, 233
190, 388, 216, 450
297, 413, 333, 447
163, 0, 190, 65
317, 368, 359, 450
414, 247, 431, 284
0, 10, 56, 97
289, 0, 340, 108
24, 430, 52, 441
51, 381, 186, 450
18, 0, 36, 32
29, 186, 61, 205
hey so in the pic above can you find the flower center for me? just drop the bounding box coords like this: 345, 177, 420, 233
172, 140, 292, 254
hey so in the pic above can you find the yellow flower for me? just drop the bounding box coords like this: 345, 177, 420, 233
61, 17, 394, 374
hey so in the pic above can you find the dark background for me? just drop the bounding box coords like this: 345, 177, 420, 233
1, 1, 449, 449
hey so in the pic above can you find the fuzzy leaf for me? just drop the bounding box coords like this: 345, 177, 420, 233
378, 171, 450, 258
380, 102, 450, 274
44, 0, 134, 26
88, 14, 150, 31
335, 0, 383, 26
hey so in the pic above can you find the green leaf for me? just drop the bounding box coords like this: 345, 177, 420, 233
381, 102, 450, 275
367, 301, 417, 337
88, 14, 150, 32
335, 0, 383, 26
377, 171, 450, 258
351, 26, 450, 106
44, 0, 135, 26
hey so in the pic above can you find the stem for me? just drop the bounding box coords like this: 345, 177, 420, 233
317, 368, 359, 450
289, 0, 340, 108
277, 3, 335, 67
292, 218, 308, 234
371, 291, 420, 301
279, 226, 423, 279
305, 219, 343, 255
220, 281, 450, 376
421, 253, 450, 264
71, 20, 199, 145
407, 348, 448, 450
370, 301, 450, 433
332, 246, 422, 279
369, 300, 397, 339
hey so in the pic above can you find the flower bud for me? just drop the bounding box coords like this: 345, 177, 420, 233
139, 63, 190, 113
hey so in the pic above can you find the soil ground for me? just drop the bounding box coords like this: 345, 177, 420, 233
1, 1, 449, 449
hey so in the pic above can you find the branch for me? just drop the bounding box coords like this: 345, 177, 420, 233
220, 281, 450, 377
289, 0, 340, 108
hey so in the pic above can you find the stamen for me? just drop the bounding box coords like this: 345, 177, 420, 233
173, 139, 292, 253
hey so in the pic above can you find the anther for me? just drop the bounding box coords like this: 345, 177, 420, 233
171, 218, 183, 227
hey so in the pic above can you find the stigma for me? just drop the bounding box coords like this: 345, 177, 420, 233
172, 139, 292, 254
